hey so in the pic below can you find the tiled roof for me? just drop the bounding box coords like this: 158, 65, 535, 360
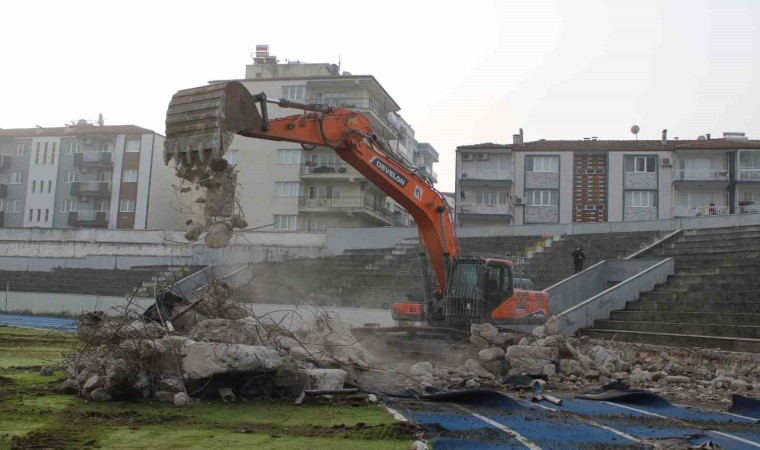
0, 125, 157, 138
512, 139, 760, 152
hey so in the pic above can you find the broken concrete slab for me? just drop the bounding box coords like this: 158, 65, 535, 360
181, 342, 281, 380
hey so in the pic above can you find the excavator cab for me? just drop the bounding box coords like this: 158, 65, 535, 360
393, 257, 549, 330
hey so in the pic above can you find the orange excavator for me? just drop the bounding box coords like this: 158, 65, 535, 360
164, 81, 549, 330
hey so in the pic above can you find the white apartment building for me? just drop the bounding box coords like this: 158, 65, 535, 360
455, 131, 760, 226
0, 122, 176, 229
214, 46, 437, 232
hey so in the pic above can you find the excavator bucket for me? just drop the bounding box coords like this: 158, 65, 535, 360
164, 81, 262, 167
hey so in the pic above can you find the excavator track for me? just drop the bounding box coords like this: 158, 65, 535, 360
353, 326, 479, 361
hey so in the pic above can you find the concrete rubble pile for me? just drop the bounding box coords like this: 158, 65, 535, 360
176, 159, 247, 249
63, 278, 372, 406
406, 317, 760, 404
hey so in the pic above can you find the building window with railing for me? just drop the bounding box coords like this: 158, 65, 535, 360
625, 155, 655, 173
739, 151, 760, 181
282, 86, 305, 101
274, 214, 298, 231
275, 182, 300, 197
276, 149, 302, 165
526, 156, 558, 173
309, 185, 340, 199
61, 200, 77, 213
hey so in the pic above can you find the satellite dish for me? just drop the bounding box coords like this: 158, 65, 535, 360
631, 125, 640, 141
697, 135, 706, 141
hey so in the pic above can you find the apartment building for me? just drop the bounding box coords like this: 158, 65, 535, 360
454, 131, 760, 226
216, 46, 437, 232
0, 122, 174, 229
454, 143, 514, 227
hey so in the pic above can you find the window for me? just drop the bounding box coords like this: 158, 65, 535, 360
125, 139, 141, 152
275, 182, 300, 197
477, 191, 493, 206
31, 181, 36, 193
309, 185, 340, 199
498, 192, 509, 205
47, 180, 52, 193
739, 151, 760, 169
625, 155, 656, 173
9, 200, 22, 213
34, 146, 40, 164
0, 199, 4, 212
119, 199, 136, 212
10, 172, 23, 184
43, 143, 48, 164
678, 192, 713, 207
65, 171, 77, 183
65, 142, 83, 155
625, 191, 656, 207
282, 85, 305, 101
28, 209, 33, 222
15, 143, 26, 155
276, 149, 302, 164
310, 153, 340, 167
44, 209, 49, 222
526, 156, 558, 172
103, 143, 114, 152
122, 170, 138, 182
60, 200, 77, 213
50, 145, 56, 164
315, 91, 347, 106
526, 190, 558, 206
97, 200, 110, 212
36, 209, 41, 222
274, 215, 298, 231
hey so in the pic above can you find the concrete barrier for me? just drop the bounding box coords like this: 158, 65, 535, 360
545, 258, 675, 336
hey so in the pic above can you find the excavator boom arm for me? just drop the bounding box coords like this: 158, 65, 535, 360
164, 82, 459, 294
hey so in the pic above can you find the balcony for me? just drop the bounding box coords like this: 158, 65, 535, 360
300, 163, 360, 179
738, 169, 760, 182
739, 205, 760, 215
0, 183, 6, 198
74, 151, 113, 169
458, 204, 512, 217
67, 210, 108, 228
674, 169, 729, 182
0, 154, 9, 170
70, 181, 112, 197
298, 196, 394, 225
675, 205, 729, 217
459, 170, 512, 185
419, 166, 438, 183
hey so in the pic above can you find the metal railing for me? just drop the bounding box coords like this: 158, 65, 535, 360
738, 169, 760, 181
458, 204, 512, 215
675, 169, 729, 181
460, 170, 512, 181
738, 205, 760, 215
76, 181, 112, 193
675, 205, 730, 217
298, 196, 394, 221
300, 163, 359, 175
73, 210, 108, 222
81, 151, 113, 162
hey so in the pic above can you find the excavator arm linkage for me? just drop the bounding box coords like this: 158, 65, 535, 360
165, 81, 459, 295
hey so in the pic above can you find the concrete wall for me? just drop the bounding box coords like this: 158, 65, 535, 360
0, 227, 326, 270
524, 205, 559, 223
327, 212, 760, 254
1, 292, 394, 328
547, 258, 675, 336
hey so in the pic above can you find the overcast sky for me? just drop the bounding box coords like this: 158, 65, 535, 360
1, 0, 757, 191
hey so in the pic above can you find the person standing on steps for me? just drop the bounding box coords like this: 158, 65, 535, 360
572, 246, 586, 274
